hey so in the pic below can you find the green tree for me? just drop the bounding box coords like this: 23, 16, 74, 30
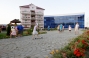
6, 24, 11, 36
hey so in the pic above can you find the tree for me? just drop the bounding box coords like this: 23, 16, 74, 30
6, 24, 11, 36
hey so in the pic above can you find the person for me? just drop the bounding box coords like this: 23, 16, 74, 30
57, 25, 60, 32
32, 23, 42, 40
17, 24, 23, 37
47, 26, 50, 31
68, 25, 71, 32
60, 24, 63, 32
75, 22, 79, 35
14, 25, 18, 37
57, 25, 59, 31
10, 26, 16, 38
62, 25, 64, 31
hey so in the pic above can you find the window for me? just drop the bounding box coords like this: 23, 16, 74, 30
44, 19, 46, 21
25, 25, 27, 27
25, 20, 27, 21
28, 17, 30, 18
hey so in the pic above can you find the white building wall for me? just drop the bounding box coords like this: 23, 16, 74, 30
29, 4, 36, 11
20, 4, 44, 29
85, 13, 89, 28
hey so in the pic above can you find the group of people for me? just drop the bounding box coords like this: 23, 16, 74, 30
9, 22, 79, 39
9, 24, 23, 38
57, 23, 79, 35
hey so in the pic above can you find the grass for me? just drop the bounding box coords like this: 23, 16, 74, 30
0, 32, 7, 39
0, 30, 47, 39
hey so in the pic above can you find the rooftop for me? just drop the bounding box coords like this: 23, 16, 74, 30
20, 3, 45, 10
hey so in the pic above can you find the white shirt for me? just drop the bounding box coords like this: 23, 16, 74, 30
69, 26, 71, 30
75, 24, 79, 29
33, 25, 37, 31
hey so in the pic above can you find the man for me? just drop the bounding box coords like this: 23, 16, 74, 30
17, 24, 23, 37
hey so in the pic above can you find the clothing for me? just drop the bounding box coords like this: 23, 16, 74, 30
69, 30, 71, 31
57, 26, 59, 30
18, 30, 23, 34
32, 25, 38, 35
75, 24, 79, 31
11, 29, 16, 35
17, 25, 23, 35
48, 26, 50, 31
60, 24, 63, 31
17, 25, 23, 31
69, 26, 71, 30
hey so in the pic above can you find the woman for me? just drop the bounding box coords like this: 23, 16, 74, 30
32, 23, 38, 39
75, 23, 79, 35
68, 25, 71, 32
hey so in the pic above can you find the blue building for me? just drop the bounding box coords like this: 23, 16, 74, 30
44, 14, 84, 28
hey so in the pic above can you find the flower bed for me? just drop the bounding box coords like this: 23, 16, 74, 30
50, 30, 89, 58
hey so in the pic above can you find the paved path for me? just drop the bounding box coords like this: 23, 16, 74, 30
0, 29, 83, 58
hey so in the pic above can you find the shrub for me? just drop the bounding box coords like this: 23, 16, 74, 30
26, 28, 33, 35
6, 24, 11, 36
51, 30, 89, 58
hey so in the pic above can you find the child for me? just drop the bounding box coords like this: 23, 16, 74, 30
10, 26, 16, 38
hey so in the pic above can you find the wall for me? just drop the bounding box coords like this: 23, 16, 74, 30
44, 14, 84, 28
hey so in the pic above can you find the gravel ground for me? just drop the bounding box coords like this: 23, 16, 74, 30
0, 29, 83, 58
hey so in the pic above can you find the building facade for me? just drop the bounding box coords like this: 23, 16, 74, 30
44, 14, 84, 28
19, 4, 45, 29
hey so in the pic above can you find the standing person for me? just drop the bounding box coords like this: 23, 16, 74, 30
57, 25, 59, 30
10, 26, 16, 38
17, 24, 23, 37
75, 22, 79, 35
62, 25, 64, 31
47, 26, 50, 31
60, 24, 63, 32
14, 24, 18, 37
68, 25, 71, 32
32, 23, 42, 40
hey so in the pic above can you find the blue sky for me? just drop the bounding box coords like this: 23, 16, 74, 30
0, 0, 89, 24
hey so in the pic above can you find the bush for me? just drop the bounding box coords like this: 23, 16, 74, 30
51, 30, 89, 58
38, 31, 47, 34
6, 24, 11, 36
26, 28, 33, 35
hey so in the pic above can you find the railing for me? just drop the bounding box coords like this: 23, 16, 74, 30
22, 22, 31, 24
31, 12, 35, 15
36, 13, 43, 15
31, 17, 35, 20
22, 17, 31, 19
31, 23, 35, 25
21, 11, 30, 14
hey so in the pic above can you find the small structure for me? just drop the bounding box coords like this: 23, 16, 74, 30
10, 19, 21, 25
